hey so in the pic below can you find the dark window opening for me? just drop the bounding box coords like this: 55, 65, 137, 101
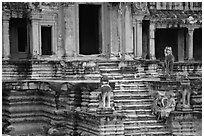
155, 29, 178, 61
9, 18, 29, 56
193, 28, 202, 61
18, 27, 27, 52
41, 26, 52, 55
79, 4, 101, 55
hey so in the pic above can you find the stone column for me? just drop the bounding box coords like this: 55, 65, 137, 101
187, 27, 194, 60
178, 29, 185, 61
2, 14, 10, 59
149, 22, 156, 59
31, 18, 39, 56
121, 4, 126, 60
117, 7, 122, 56
106, 4, 111, 59
124, 5, 133, 55
102, 3, 111, 58
135, 19, 143, 59
161, 2, 166, 10
189, 2, 193, 10
56, 3, 65, 58
156, 2, 161, 9
133, 22, 137, 57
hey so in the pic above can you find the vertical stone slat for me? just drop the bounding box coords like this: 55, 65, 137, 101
149, 22, 156, 59
2, 13, 10, 59
187, 27, 194, 60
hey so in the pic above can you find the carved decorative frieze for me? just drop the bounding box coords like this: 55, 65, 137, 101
149, 10, 202, 27
2, 2, 30, 18
131, 2, 149, 17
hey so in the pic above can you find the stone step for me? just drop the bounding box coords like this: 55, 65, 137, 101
98, 65, 119, 69
114, 89, 149, 93
97, 62, 118, 66
115, 102, 152, 108
115, 83, 146, 86
124, 125, 169, 136
125, 124, 165, 129
120, 109, 152, 115
125, 131, 171, 136
114, 99, 153, 103
99, 68, 120, 72
114, 95, 151, 100
114, 93, 151, 98
101, 72, 122, 76
124, 119, 158, 124
125, 114, 155, 118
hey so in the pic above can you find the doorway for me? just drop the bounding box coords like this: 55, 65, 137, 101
9, 18, 30, 59
79, 4, 101, 55
155, 29, 178, 61
193, 28, 202, 61
41, 26, 52, 55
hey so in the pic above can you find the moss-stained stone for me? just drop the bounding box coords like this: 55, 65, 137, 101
64, 5, 75, 57
2, 60, 202, 136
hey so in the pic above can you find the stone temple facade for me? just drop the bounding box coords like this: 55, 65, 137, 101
2, 2, 202, 61
2, 2, 202, 136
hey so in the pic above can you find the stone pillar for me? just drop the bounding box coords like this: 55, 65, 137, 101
121, 4, 126, 60
161, 2, 166, 10
117, 7, 122, 56
107, 4, 111, 59
30, 14, 41, 56
187, 27, 194, 60
135, 19, 143, 59
56, 3, 65, 58
184, 2, 189, 10
103, 3, 111, 58
133, 22, 137, 57
156, 2, 161, 9
149, 22, 156, 59
2, 14, 10, 59
189, 2, 193, 10
178, 29, 185, 61
124, 5, 133, 54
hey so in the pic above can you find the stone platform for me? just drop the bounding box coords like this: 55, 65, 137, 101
2, 59, 202, 136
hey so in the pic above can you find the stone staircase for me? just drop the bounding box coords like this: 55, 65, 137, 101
97, 60, 171, 136
113, 80, 171, 136
97, 61, 122, 80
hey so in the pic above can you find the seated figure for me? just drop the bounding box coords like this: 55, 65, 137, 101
160, 92, 176, 120
98, 76, 112, 108
152, 91, 176, 123
164, 47, 174, 75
